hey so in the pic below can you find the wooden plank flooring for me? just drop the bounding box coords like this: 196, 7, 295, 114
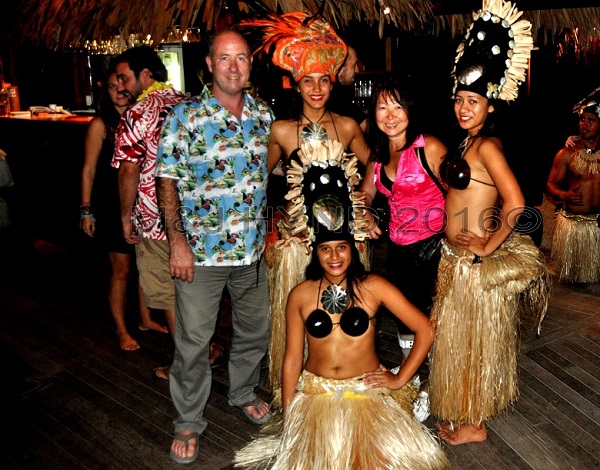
1, 226, 600, 469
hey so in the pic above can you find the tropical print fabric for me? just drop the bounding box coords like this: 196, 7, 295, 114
156, 86, 274, 266
112, 87, 186, 240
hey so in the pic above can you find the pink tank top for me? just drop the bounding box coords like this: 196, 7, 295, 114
374, 135, 445, 245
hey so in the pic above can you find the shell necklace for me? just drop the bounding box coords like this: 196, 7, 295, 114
301, 109, 329, 143
319, 274, 348, 314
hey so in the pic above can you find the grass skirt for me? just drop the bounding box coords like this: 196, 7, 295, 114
234, 371, 449, 469
264, 221, 311, 409
429, 234, 550, 426
551, 209, 600, 283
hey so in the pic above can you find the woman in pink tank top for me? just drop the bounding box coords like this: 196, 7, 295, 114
360, 77, 447, 352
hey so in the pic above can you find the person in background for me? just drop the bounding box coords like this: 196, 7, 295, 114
329, 44, 368, 131
545, 87, 600, 284
111, 46, 185, 377
360, 76, 447, 363
156, 30, 274, 464
80, 66, 168, 351
234, 138, 448, 470
337, 45, 359, 87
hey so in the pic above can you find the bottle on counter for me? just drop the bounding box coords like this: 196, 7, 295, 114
0, 82, 10, 116
8, 86, 20, 112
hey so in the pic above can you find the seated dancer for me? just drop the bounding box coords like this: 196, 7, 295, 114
240, 12, 371, 405
428, 0, 550, 445
234, 138, 449, 470
546, 87, 600, 284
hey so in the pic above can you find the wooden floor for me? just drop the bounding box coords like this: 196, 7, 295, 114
1, 225, 600, 469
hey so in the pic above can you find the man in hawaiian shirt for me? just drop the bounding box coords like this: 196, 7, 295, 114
156, 30, 274, 464
111, 46, 186, 368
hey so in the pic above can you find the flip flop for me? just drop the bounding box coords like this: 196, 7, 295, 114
170, 431, 199, 464
235, 396, 273, 425
138, 323, 169, 334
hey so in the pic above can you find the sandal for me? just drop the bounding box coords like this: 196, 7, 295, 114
235, 396, 273, 425
170, 431, 199, 464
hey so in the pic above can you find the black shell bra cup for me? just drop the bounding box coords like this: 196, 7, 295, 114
305, 307, 372, 338
305, 276, 375, 338
441, 136, 496, 190
440, 154, 495, 190
440, 155, 471, 190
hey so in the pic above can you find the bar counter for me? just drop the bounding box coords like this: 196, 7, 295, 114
0, 113, 94, 247
2, 111, 94, 125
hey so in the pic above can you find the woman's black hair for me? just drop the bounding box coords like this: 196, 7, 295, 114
476, 97, 502, 138
366, 75, 423, 166
305, 241, 367, 303
97, 60, 122, 145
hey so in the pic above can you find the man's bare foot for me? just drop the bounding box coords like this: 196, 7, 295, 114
154, 365, 170, 380
139, 320, 169, 334
237, 396, 273, 424
170, 430, 199, 464
118, 333, 140, 351
438, 421, 487, 445
209, 342, 224, 366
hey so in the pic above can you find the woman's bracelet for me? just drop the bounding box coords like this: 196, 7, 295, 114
80, 204, 92, 216
80, 204, 95, 223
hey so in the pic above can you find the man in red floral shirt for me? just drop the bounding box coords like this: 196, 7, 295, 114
111, 46, 186, 376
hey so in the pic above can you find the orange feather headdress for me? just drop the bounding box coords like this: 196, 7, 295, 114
240, 11, 347, 82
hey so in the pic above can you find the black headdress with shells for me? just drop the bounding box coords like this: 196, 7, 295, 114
573, 86, 600, 119
281, 139, 369, 247
452, 0, 533, 102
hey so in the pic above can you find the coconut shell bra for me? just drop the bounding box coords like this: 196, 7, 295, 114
440, 137, 495, 190
305, 278, 373, 338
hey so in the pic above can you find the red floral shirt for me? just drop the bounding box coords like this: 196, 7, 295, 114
112, 87, 186, 240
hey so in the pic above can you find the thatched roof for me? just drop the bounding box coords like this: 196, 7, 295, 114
5, 0, 600, 52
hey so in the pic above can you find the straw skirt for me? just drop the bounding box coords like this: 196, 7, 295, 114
429, 234, 550, 426
234, 371, 449, 470
552, 209, 600, 283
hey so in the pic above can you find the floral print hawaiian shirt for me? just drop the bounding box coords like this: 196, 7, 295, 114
156, 85, 274, 266
112, 87, 187, 240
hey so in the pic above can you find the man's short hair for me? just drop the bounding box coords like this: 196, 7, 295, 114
115, 45, 168, 82
207, 29, 250, 59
